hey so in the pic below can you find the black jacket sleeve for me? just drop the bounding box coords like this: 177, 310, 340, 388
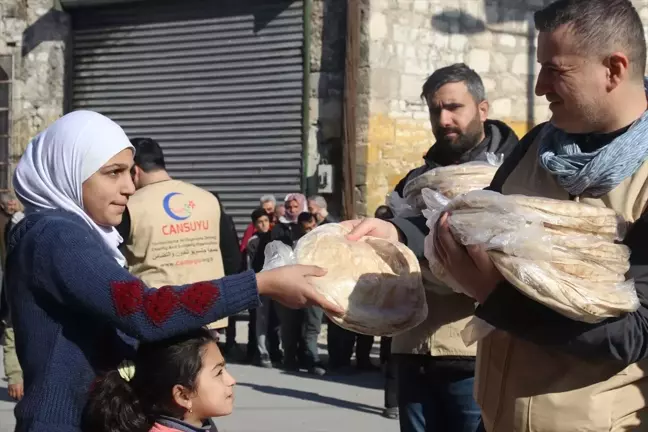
246, 237, 258, 270
116, 207, 131, 250
475, 214, 648, 365
212, 193, 242, 276
389, 215, 430, 259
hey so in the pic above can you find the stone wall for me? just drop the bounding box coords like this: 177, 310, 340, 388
0, 0, 69, 188
358, 0, 648, 216
308, 0, 346, 217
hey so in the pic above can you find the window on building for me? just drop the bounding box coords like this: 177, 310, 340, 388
0, 55, 11, 191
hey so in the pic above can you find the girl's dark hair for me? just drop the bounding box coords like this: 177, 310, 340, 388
82, 329, 215, 432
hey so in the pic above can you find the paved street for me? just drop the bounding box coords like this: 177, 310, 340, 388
0, 320, 398, 432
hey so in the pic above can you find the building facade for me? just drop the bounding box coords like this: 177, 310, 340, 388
356, 0, 648, 215
2, 0, 648, 224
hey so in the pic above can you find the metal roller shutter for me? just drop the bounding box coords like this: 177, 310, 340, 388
70, 0, 305, 234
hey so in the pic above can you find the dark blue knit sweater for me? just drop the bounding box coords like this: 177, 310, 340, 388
5, 210, 260, 432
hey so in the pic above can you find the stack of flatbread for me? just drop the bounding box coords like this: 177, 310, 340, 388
403, 162, 499, 212
423, 189, 638, 323
294, 223, 427, 336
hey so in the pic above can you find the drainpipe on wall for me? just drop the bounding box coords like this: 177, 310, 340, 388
301, 0, 313, 196
342, 0, 360, 220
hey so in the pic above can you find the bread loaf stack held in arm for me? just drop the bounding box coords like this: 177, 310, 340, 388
263, 223, 427, 336
388, 159, 501, 218
422, 189, 638, 324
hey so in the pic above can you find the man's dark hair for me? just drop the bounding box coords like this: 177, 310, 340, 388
534, 0, 646, 79
297, 212, 316, 224
131, 137, 166, 172
421, 63, 486, 103
251, 208, 269, 223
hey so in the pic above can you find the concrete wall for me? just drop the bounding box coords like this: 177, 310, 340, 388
358, 0, 648, 216
1, 0, 69, 187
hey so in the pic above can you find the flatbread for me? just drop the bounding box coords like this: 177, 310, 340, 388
423, 190, 636, 323
447, 191, 622, 239
294, 224, 427, 336
490, 252, 638, 323
403, 163, 498, 199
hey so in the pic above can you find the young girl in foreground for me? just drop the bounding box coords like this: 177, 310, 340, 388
84, 329, 234, 432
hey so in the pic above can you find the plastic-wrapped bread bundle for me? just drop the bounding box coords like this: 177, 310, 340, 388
262, 223, 427, 336
386, 191, 420, 218
400, 157, 502, 215
421, 189, 638, 329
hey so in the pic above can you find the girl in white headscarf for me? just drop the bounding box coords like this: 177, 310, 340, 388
6, 111, 340, 432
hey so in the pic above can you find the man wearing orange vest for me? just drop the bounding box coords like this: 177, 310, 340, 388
118, 138, 242, 336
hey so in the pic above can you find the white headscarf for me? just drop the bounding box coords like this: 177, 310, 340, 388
13, 110, 134, 266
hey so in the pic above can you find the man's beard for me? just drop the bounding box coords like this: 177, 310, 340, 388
432, 115, 484, 164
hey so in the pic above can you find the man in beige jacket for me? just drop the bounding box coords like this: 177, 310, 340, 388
347, 1, 648, 431
118, 138, 241, 336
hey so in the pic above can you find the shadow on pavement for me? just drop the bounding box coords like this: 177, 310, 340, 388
237, 381, 383, 415
279, 367, 384, 391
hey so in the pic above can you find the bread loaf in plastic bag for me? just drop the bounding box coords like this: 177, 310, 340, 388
389, 155, 502, 217
422, 189, 638, 344
403, 160, 501, 210
262, 223, 427, 336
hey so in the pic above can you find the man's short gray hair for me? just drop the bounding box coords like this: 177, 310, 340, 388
259, 194, 276, 205
308, 195, 327, 209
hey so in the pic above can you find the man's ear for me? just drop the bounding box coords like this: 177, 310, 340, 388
605, 52, 630, 92
478, 100, 489, 123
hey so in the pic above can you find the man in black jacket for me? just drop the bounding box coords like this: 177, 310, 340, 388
389, 63, 519, 432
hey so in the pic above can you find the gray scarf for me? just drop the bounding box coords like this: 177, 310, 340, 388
538, 108, 648, 197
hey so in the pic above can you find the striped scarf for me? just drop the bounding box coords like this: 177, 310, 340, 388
538, 108, 648, 197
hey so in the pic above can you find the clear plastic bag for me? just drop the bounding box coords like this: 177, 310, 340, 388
403, 158, 502, 200
262, 240, 296, 271
387, 191, 420, 218
485, 152, 505, 166
439, 190, 626, 241
422, 188, 553, 261
461, 317, 496, 346
421, 189, 639, 339
490, 252, 638, 324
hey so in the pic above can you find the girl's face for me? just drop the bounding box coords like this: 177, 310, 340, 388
82, 149, 135, 227
186, 342, 236, 423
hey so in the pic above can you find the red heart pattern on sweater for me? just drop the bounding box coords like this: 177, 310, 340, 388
143, 286, 178, 326
179, 282, 220, 315
111, 280, 144, 316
